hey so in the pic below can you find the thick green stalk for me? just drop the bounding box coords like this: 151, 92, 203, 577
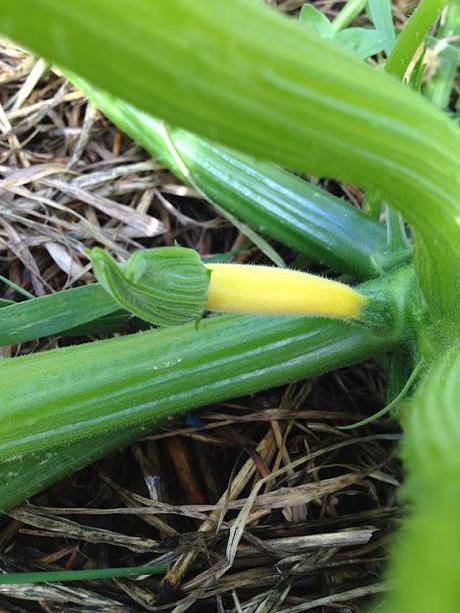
0, 268, 413, 510
378, 0, 451, 339
1, 0, 459, 318
0, 268, 412, 461
0, 317, 389, 511
72, 77, 403, 280
0, 316, 391, 459
0, 426, 148, 512
386, 343, 460, 612
0, 281, 401, 512
379, 6, 460, 610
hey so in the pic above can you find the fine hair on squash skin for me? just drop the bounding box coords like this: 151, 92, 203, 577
205, 263, 365, 318
90, 246, 369, 323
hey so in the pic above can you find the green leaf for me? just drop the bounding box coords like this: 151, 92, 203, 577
299, 4, 333, 38
367, 0, 396, 54
0, 284, 121, 346
335, 27, 390, 59
300, 5, 388, 59
299, 5, 387, 60
90, 246, 210, 326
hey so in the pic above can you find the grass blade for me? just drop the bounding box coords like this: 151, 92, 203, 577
0, 565, 167, 584
385, 0, 449, 79
0, 284, 121, 346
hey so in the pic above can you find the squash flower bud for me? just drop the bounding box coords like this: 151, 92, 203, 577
90, 246, 366, 326
206, 264, 365, 318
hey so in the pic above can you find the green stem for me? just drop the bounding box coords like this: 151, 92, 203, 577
0, 425, 150, 511
331, 0, 368, 33
0, 307, 389, 502
338, 359, 423, 429
71, 75, 404, 280
0, 268, 413, 510
0, 274, 35, 299
377, 0, 450, 265
385, 0, 450, 79
386, 343, 460, 613
0, 268, 411, 461
1, 0, 458, 317
0, 315, 391, 459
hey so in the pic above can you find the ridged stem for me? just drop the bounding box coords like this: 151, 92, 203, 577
386, 343, 460, 613
71, 76, 402, 280
1, 0, 459, 317
0, 315, 391, 459
0, 267, 412, 461
0, 314, 390, 511
0, 268, 410, 510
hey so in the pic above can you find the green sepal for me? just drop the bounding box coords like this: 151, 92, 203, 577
356, 265, 417, 337
89, 246, 210, 326
358, 290, 395, 331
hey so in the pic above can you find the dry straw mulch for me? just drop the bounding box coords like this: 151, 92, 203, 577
0, 4, 405, 610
